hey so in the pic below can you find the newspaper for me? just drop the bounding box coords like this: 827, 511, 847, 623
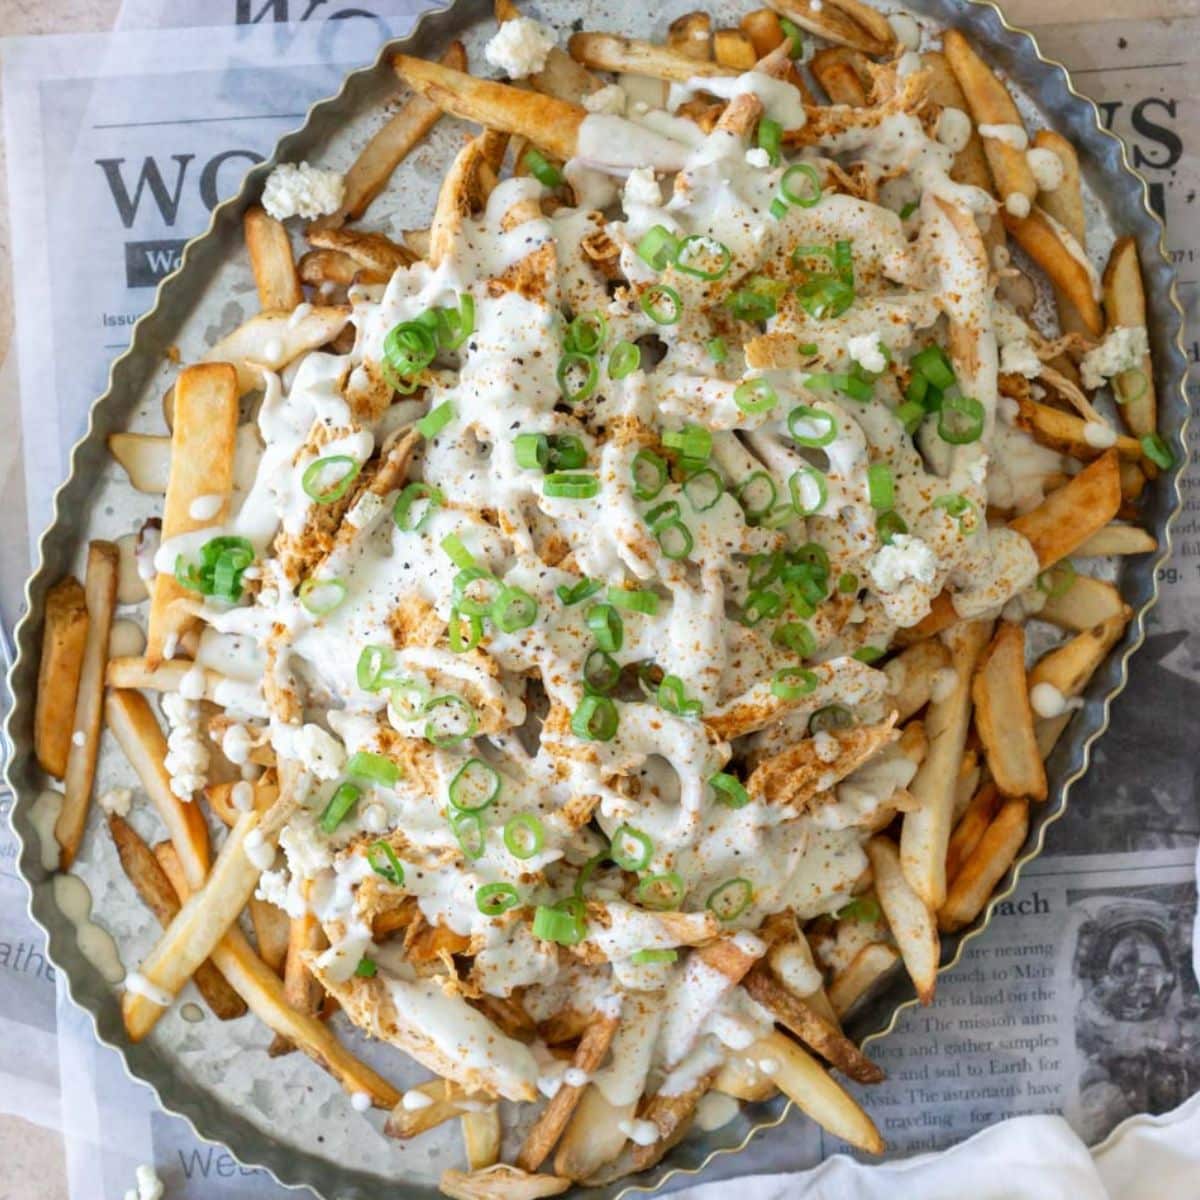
0, 3, 1196, 1196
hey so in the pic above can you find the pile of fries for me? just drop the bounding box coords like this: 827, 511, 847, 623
35, 1, 1170, 1195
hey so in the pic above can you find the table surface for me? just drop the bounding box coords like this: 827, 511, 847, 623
0, 0, 1194, 1195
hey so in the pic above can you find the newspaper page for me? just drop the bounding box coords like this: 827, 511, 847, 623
0, 4, 1197, 1197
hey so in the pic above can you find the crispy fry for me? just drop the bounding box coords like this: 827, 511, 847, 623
811, 48, 870, 106
746, 1029, 884, 1152
951, 747, 980, 824
249, 897, 290, 976
1014, 397, 1144, 464
900, 620, 992, 910
713, 28, 758, 70
821, 0, 896, 47
108, 817, 246, 1019
828, 942, 900, 1018
107, 432, 172, 493
147, 363, 238, 665
386, 1079, 477, 1138
1030, 129, 1090, 335
244, 206, 302, 310
1073, 523, 1158, 557
893, 589, 959, 646
440, 1165, 569, 1200
105, 688, 211, 887
668, 11, 713, 60
1009, 449, 1121, 568
1037, 575, 1125, 632
568, 31, 735, 81
740, 9, 787, 59
1102, 237, 1157, 439
972, 623, 1047, 801
866, 836, 939, 1004
298, 248, 371, 288
942, 29, 1036, 218
921, 51, 994, 199
946, 781, 1003, 884
765, 0, 892, 55
553, 1084, 633, 1182
54, 542, 118, 867
306, 225, 415, 275
35, 576, 89, 779
883, 639, 952, 722
1002, 207, 1104, 335
713, 1056, 778, 1101
462, 1105, 502, 1172
939, 797, 1029, 933
269, 910, 328, 1056
630, 1071, 717, 1171
430, 136, 499, 268
393, 55, 585, 162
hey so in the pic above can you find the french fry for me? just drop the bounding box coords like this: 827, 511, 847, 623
713, 1056, 778, 1101
298, 248, 369, 288
883, 639, 953, 722
942, 29, 1037, 219
393, 55, 585, 161
811, 48, 870, 106
900, 620, 991, 910
553, 1084, 634, 1181
249, 898, 290, 976
939, 797, 1029, 933
630, 1072, 718, 1171
35, 577, 89, 779
945, 781, 1002, 884
712, 28, 758, 70
1028, 610, 1132, 699
828, 942, 900, 1018
105, 688, 211, 887
108, 817, 246, 1020
1009, 449, 1121, 568
668, 11, 712, 60
243, 206, 302, 311
951, 747, 980, 824
517, 1009, 619, 1171
54, 542, 118, 867
1037, 575, 1125, 632
740, 8, 787, 60
894, 590, 959, 645
1030, 129, 1090, 335
1102, 237, 1157, 442
107, 656, 227, 700
765, 0, 892, 55
268, 910, 327, 1057
921, 51, 995, 200
146, 363, 238, 665
567, 32, 735, 81
429, 136, 498, 269
972, 623, 1047, 801
439, 1165, 569, 1200
821, 0, 896, 48
1002, 207, 1104, 335
107, 433, 172, 493
386, 1079, 476, 1138
1073, 523, 1158, 557
462, 1105, 502, 1171
865, 837, 939, 1004
766, 926, 840, 1026
745, 1029, 884, 1153
306, 226, 415, 275
1014, 397, 1144, 464
743, 966, 883, 1082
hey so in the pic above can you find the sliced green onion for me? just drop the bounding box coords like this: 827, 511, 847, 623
810, 704, 853, 735
355, 956, 377, 978
631, 948, 678, 965
607, 586, 659, 615
632, 449, 668, 501
571, 693, 618, 741
611, 825, 654, 871
557, 352, 599, 403
911, 345, 956, 390
299, 577, 347, 616
440, 532, 475, 569
727, 287, 777, 323
735, 471, 778, 523
853, 646, 884, 663
384, 320, 437, 378
938, 393, 985, 444
492, 585, 538, 633
586, 603, 623, 653
174, 536, 255, 601
583, 648, 621, 694
788, 467, 828, 516
448, 607, 483, 653
418, 401, 455, 439
757, 116, 783, 165
742, 589, 783, 627
532, 900, 586, 945
867, 464, 895, 511
556, 577, 602, 607
608, 340, 642, 379
684, 467, 724, 512
637, 871, 684, 911
654, 519, 693, 560
346, 751, 400, 787
357, 644, 394, 692
735, 377, 779, 414
302, 455, 360, 505
876, 510, 908, 544
707, 877, 754, 922
386, 677, 429, 723
933, 492, 979, 534
747, 552, 780, 589
780, 163, 822, 208
795, 275, 855, 320
503, 813, 545, 860
367, 841, 405, 886
710, 772, 749, 809
319, 782, 360, 834
438, 294, 475, 351
706, 336, 728, 363
566, 312, 607, 356
662, 425, 713, 463
640, 283, 683, 325
544, 472, 600, 499
838, 571, 859, 594
772, 666, 818, 700
788, 405, 838, 447
548, 435, 588, 471
451, 810, 486, 860
422, 693, 478, 747
525, 148, 563, 188
658, 674, 703, 716
772, 620, 815, 657
448, 758, 500, 812
393, 481, 444, 532
1141, 433, 1174, 469
514, 432, 550, 470
636, 224, 680, 271
476, 882, 520, 916
778, 14, 804, 55
675, 235, 732, 280
837, 895, 882, 923
900, 200, 919, 219
452, 566, 497, 616
1116, 368, 1148, 404
1037, 560, 1077, 598
896, 400, 926, 434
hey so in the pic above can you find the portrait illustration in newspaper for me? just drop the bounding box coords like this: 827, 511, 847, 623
1064, 885, 1200, 1144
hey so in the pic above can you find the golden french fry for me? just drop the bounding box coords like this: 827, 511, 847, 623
866, 836, 940, 1004
1014, 396, 1144, 463
386, 1079, 477, 1138
105, 688, 211, 888
249, 898, 290, 976
811, 48, 870, 106
1029, 609, 1132, 699
746, 1029, 884, 1153
882, 639, 953, 722
567, 31, 734, 81
146, 362, 238, 665
713, 28, 758, 70
945, 781, 1002, 884
298, 248, 371, 288
821, 0, 897, 48
942, 29, 1036, 218
440, 1165, 569, 1200
462, 1105, 502, 1172
553, 1084, 634, 1181
108, 817, 246, 1020
740, 8, 788, 59
429, 136, 499, 269
1037, 575, 1125, 632
306, 226, 415, 275
1002, 207, 1104, 335
951, 747, 980, 824
939, 797, 1029, 933
972, 622, 1047, 801
828, 942, 900, 1018
900, 620, 992, 910
1103, 237, 1157, 439
713, 1056, 778, 1101
1073, 523, 1158, 557
766, 0, 892, 55
35, 577, 89, 779
630, 1071, 717, 1171
54, 542, 118, 867
1032, 130, 1084, 242
1009, 449, 1121, 568
244, 206, 302, 310
107, 432, 172, 493
921, 51, 995, 199
894, 590, 960, 645
268, 910, 327, 1057
393, 55, 585, 161
668, 11, 712, 60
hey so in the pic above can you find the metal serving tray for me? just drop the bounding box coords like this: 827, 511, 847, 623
5, 1, 1189, 1196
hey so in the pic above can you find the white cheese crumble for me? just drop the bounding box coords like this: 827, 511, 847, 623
484, 16, 555, 78
847, 333, 888, 374
1000, 338, 1042, 379
123, 1164, 164, 1200
812, 730, 840, 764
623, 166, 663, 210
1026, 146, 1065, 192
243, 828, 277, 871
1080, 325, 1149, 390
161, 691, 210, 801
98, 787, 132, 818
262, 162, 345, 221
294, 723, 346, 781
744, 146, 771, 169
867, 534, 938, 592
582, 83, 626, 115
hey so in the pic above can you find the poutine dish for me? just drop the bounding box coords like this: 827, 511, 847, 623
35, 1, 1173, 1195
